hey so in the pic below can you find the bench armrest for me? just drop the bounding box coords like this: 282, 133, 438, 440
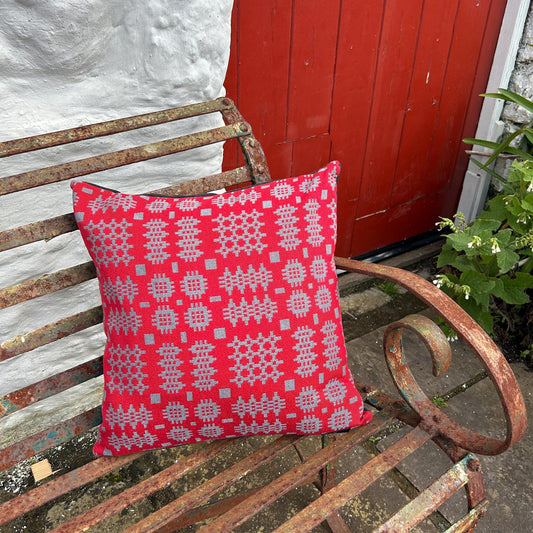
335, 256, 527, 455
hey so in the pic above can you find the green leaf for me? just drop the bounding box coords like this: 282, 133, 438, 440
460, 297, 494, 334
436, 242, 457, 268
496, 248, 520, 273
524, 129, 533, 146
497, 88, 533, 114
492, 275, 531, 305
447, 232, 473, 252
469, 158, 507, 184
470, 218, 502, 232
459, 271, 495, 307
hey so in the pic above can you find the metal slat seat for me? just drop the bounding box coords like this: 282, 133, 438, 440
0, 98, 526, 532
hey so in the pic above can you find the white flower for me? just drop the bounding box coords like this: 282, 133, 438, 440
433, 276, 444, 289
491, 242, 501, 254
527, 182, 533, 193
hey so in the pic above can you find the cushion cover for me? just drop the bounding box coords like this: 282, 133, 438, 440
72, 161, 371, 456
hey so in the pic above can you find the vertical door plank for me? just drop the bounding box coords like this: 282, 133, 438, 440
390, 1, 460, 206
355, 0, 424, 220
286, 0, 341, 141
331, 1, 385, 256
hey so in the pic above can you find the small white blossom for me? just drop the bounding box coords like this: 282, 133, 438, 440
433, 275, 444, 289
491, 242, 501, 254
527, 182, 533, 193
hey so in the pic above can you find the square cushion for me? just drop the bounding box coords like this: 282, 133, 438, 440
72, 161, 371, 456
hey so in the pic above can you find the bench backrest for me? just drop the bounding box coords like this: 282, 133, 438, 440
0, 98, 270, 472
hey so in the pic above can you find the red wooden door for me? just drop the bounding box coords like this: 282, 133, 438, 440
224, 0, 506, 257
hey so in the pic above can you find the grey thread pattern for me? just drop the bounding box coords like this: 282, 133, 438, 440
213, 210, 266, 257
292, 326, 318, 377
195, 399, 221, 422
212, 188, 261, 207
328, 198, 337, 233
228, 332, 283, 387
175, 216, 203, 261
107, 344, 148, 395
274, 204, 301, 250
328, 408, 352, 431
219, 264, 272, 295
310, 257, 328, 281
235, 419, 287, 436
190, 341, 217, 391
223, 295, 277, 326
152, 306, 178, 333
281, 259, 306, 287
148, 274, 175, 302
108, 308, 142, 335
181, 271, 208, 300
102, 275, 138, 304
296, 416, 322, 433
143, 219, 170, 264
304, 199, 324, 247
199, 424, 223, 439
324, 378, 347, 405
108, 431, 158, 451
299, 175, 320, 193
270, 181, 294, 200
315, 286, 332, 312
107, 403, 153, 430
321, 320, 342, 370
286, 290, 311, 318
184, 303, 212, 331
167, 427, 192, 443
177, 197, 200, 211
157, 343, 184, 393
146, 198, 170, 213
232, 392, 286, 419
296, 386, 320, 412
85, 219, 133, 267
88, 193, 137, 214
163, 402, 189, 423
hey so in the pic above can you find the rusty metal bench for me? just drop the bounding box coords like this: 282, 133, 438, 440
0, 98, 527, 532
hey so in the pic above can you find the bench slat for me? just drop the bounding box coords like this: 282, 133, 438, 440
0, 123, 248, 196
0, 98, 230, 158
52, 435, 299, 533
270, 426, 432, 533
0, 408, 102, 471
0, 357, 102, 418
0, 262, 97, 310
0, 168, 251, 253
0, 307, 103, 362
372, 455, 472, 533
130, 409, 396, 533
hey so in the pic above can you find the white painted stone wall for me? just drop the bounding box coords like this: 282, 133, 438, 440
495, 4, 533, 176
0, 0, 233, 443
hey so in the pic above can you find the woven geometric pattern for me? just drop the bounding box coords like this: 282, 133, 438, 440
72, 161, 371, 456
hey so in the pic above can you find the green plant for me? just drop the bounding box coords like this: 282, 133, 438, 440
434, 89, 533, 358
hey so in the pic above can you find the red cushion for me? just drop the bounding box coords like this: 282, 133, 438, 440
72, 161, 371, 456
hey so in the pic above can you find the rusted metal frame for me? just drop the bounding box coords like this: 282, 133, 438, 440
0, 306, 102, 362
0, 449, 145, 527
371, 454, 475, 533
124, 435, 304, 533
443, 501, 490, 533
0, 262, 96, 310
0, 99, 228, 158
0, 213, 77, 253
0, 357, 102, 419
0, 167, 252, 254
0, 123, 248, 196
49, 437, 242, 533
334, 256, 527, 455
220, 103, 271, 184
194, 408, 399, 533
0, 407, 101, 471
271, 426, 432, 533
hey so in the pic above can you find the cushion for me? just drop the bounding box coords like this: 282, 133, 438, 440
72, 161, 372, 456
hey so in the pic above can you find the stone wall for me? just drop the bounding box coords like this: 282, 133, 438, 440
0, 0, 233, 409
496, 3, 533, 175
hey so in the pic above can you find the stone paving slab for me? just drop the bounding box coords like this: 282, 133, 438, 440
345, 315, 532, 532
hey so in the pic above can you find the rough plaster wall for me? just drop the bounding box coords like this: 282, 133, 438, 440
0, 0, 233, 434
496, 3, 533, 176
